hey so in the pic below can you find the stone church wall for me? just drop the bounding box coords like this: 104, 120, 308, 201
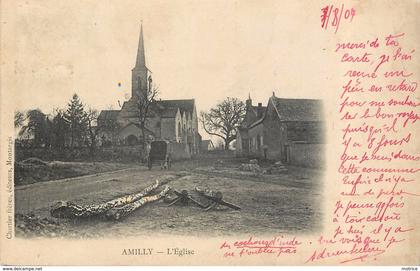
170, 142, 191, 160
160, 118, 176, 140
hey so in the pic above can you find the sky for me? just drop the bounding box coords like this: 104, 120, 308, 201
3, 0, 336, 139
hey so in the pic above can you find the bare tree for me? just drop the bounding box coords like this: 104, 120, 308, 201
136, 86, 159, 150
86, 108, 101, 157
200, 97, 246, 150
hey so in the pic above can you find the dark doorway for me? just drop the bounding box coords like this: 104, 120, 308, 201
126, 135, 138, 145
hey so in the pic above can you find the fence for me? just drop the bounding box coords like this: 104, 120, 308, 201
15, 142, 193, 163
15, 145, 145, 162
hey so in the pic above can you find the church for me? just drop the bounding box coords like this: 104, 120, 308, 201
98, 25, 201, 156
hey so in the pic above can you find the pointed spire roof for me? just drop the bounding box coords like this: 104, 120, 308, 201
135, 23, 146, 68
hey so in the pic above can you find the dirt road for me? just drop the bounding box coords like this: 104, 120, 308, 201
15, 159, 323, 237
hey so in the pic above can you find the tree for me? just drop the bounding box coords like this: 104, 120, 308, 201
64, 94, 88, 148
200, 97, 246, 150
20, 109, 49, 147
136, 86, 159, 150
51, 110, 69, 149
14, 111, 25, 128
85, 108, 101, 157
44, 117, 53, 148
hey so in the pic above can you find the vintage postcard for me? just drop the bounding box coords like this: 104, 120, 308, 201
0, 0, 419, 266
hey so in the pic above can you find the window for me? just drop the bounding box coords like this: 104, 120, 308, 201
177, 122, 181, 137
137, 77, 141, 89
257, 135, 261, 150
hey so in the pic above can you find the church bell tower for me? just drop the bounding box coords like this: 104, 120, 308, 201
131, 24, 150, 99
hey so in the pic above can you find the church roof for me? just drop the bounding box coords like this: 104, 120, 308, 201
156, 99, 195, 115
271, 97, 323, 121
160, 108, 179, 118
98, 110, 119, 120
135, 24, 146, 68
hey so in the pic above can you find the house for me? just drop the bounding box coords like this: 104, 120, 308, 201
98, 25, 201, 156
236, 93, 325, 168
236, 94, 266, 156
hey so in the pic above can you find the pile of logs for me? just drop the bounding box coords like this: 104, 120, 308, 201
239, 159, 262, 173
50, 173, 242, 222
264, 161, 287, 174
50, 174, 183, 220
105, 186, 170, 220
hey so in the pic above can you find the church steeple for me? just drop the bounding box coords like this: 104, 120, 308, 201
135, 24, 146, 68
132, 23, 150, 99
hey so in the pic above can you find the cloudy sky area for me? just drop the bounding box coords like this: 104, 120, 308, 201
4, 0, 334, 139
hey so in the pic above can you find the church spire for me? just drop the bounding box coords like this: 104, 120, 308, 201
135, 23, 146, 68
131, 23, 149, 99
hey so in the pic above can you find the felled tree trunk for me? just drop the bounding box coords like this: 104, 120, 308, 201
195, 187, 241, 211
105, 186, 170, 220
50, 175, 179, 218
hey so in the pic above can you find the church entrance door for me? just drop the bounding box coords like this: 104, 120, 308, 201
126, 135, 138, 145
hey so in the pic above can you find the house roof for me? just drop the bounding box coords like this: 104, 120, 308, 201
271, 97, 323, 121
240, 105, 266, 128
251, 105, 267, 112
248, 118, 264, 129
98, 110, 119, 120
